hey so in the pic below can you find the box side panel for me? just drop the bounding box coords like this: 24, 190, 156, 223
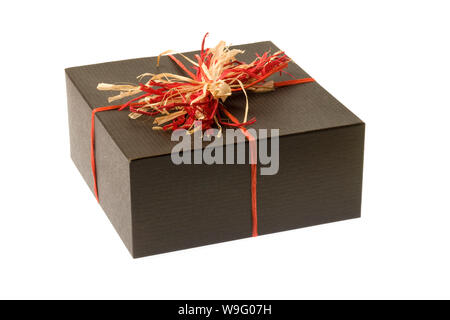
66, 74, 133, 255
130, 153, 253, 258
258, 124, 365, 234
130, 124, 364, 258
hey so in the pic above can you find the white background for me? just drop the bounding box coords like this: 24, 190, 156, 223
1, 0, 449, 300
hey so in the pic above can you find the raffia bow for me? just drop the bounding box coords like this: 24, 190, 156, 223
96, 33, 314, 134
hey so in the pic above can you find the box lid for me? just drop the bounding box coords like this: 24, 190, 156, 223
66, 41, 363, 160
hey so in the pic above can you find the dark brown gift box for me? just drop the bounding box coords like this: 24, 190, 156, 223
65, 41, 365, 258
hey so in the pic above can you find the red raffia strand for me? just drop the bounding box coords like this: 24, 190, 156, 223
91, 33, 315, 237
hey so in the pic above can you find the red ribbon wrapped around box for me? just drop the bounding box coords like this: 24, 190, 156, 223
91, 34, 314, 237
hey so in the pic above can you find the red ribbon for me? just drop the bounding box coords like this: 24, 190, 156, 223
90, 38, 314, 237
90, 105, 121, 202
90, 76, 314, 237
90, 104, 262, 236
219, 105, 259, 236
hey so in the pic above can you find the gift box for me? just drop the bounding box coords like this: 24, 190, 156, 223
65, 41, 365, 258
